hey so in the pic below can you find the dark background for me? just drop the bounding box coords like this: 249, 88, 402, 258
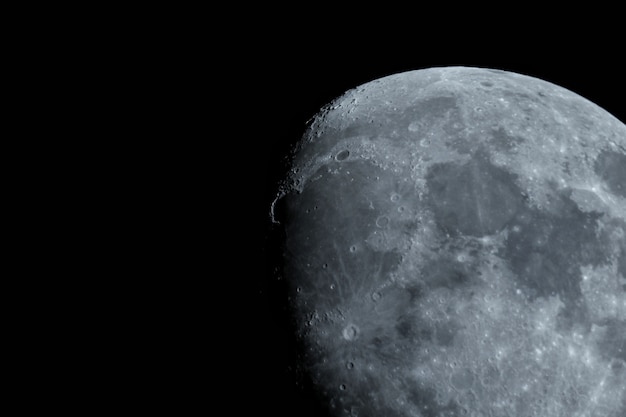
247, 58, 624, 416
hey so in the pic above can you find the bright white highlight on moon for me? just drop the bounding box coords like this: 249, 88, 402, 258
275, 67, 626, 417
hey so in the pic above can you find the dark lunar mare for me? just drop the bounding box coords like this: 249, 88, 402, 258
595, 150, 626, 198
425, 151, 523, 238
424, 146, 625, 338
611, 217, 626, 284
596, 319, 626, 363
502, 184, 608, 332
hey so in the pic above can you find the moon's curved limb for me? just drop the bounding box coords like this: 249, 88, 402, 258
278, 67, 626, 417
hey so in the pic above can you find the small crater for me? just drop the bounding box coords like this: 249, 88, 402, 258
371, 291, 381, 302
346, 361, 354, 370
376, 215, 390, 228
339, 384, 346, 391
349, 245, 357, 253
390, 193, 401, 202
343, 324, 360, 341
408, 121, 423, 132
336, 149, 350, 161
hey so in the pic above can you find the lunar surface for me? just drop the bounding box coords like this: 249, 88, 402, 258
272, 67, 626, 417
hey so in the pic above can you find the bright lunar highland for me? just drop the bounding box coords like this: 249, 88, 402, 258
272, 67, 626, 417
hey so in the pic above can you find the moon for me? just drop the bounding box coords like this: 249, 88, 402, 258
272, 67, 626, 417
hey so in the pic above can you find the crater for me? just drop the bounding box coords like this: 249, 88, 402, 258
376, 215, 390, 228
343, 323, 360, 341
336, 149, 350, 161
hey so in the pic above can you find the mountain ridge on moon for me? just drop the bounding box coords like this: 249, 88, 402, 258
274, 67, 626, 417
